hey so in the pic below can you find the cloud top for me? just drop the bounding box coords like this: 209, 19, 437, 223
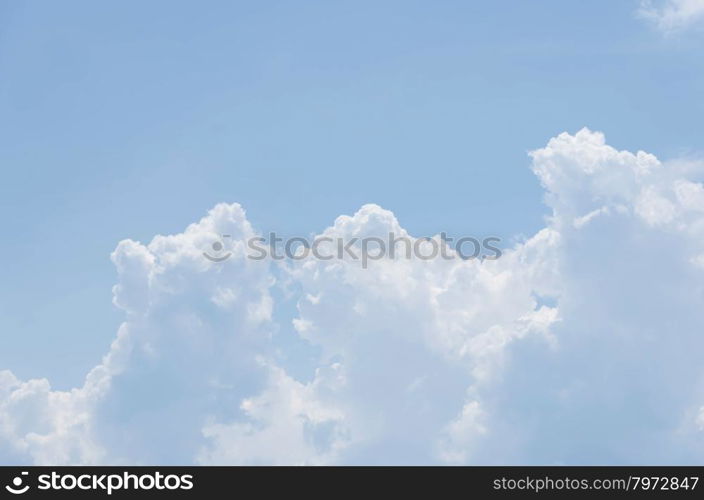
2, 129, 704, 464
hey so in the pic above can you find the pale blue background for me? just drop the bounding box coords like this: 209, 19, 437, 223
0, 0, 702, 389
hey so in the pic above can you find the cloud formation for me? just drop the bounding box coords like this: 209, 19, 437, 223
1, 129, 703, 464
639, 0, 704, 33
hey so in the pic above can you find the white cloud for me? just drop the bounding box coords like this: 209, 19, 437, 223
639, 0, 704, 33
2, 130, 704, 464
436, 400, 487, 463
0, 204, 289, 464
283, 204, 560, 463
198, 362, 349, 465
485, 127, 704, 463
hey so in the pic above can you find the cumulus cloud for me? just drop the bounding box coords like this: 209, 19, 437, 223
639, 0, 704, 33
282, 204, 560, 463
482, 129, 704, 464
1, 204, 288, 464
198, 362, 349, 465
1, 129, 704, 464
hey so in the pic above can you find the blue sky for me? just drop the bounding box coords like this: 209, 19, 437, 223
1, 1, 704, 465
4, 0, 703, 387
